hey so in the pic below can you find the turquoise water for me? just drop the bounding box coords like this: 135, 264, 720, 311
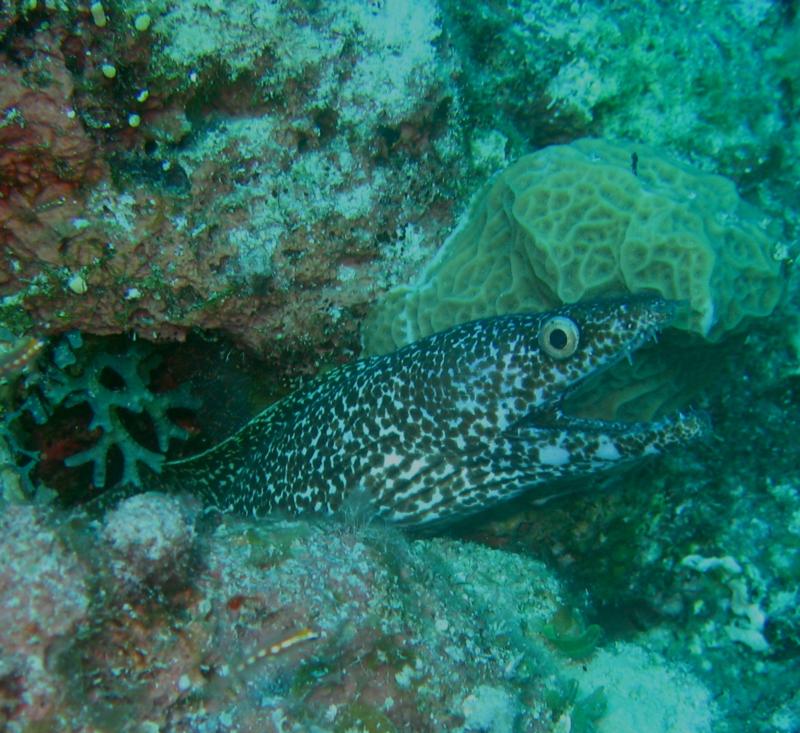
0, 1, 798, 731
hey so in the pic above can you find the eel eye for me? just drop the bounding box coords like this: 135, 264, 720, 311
538, 315, 580, 359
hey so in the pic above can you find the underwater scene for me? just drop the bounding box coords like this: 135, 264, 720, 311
0, 0, 799, 731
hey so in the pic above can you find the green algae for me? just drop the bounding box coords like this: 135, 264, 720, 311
289, 658, 335, 698
545, 678, 607, 733
540, 607, 603, 660
238, 520, 312, 567
333, 702, 398, 733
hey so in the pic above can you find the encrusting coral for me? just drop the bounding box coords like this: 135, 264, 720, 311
0, 33, 107, 273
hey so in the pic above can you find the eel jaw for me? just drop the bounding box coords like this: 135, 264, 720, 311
543, 322, 662, 425
549, 375, 706, 461
536, 295, 677, 416
526, 300, 704, 446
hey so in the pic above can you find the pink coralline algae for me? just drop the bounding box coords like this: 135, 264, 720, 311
0, 504, 89, 725
0, 32, 107, 285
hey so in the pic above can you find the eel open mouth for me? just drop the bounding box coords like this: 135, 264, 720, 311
507, 296, 707, 476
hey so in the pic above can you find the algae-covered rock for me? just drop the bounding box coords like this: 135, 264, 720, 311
0, 499, 720, 732
101, 492, 197, 590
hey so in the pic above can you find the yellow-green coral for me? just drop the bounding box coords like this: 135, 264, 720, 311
363, 138, 783, 355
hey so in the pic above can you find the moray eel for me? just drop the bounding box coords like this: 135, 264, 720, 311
152, 296, 705, 529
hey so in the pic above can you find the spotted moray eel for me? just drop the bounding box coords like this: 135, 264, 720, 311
152, 297, 705, 529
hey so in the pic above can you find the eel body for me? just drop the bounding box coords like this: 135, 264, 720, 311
157, 297, 705, 529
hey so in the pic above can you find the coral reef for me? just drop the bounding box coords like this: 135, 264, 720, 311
439, 0, 799, 244
0, 0, 471, 373
1, 2, 799, 731
2, 0, 796, 378
0, 29, 108, 278
0, 491, 718, 732
1, 0, 796, 372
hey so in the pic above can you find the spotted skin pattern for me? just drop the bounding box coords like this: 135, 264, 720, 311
161, 297, 705, 529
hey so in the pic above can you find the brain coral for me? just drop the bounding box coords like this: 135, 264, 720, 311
362, 138, 783, 355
